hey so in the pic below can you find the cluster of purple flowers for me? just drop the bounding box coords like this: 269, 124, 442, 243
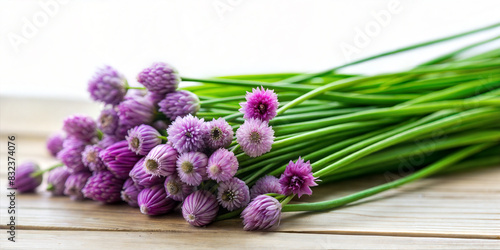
235, 88, 320, 230
22, 62, 320, 232
101, 110, 249, 226
162, 114, 251, 226
236, 87, 278, 157
34, 63, 201, 210
241, 158, 318, 230
91, 64, 198, 140
35, 63, 254, 228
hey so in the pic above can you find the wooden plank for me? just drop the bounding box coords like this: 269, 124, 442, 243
0, 135, 53, 158
2, 230, 500, 250
1, 167, 499, 238
0, 97, 101, 138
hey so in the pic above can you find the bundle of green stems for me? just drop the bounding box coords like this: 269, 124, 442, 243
177, 22, 500, 219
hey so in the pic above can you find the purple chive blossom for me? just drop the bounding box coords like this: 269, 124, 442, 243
158, 90, 200, 120
137, 62, 180, 95
164, 175, 194, 201
167, 114, 206, 153
114, 124, 130, 140
97, 135, 121, 148
279, 157, 318, 198
182, 190, 219, 227
138, 185, 177, 215
144, 144, 178, 177
88, 66, 127, 105
152, 120, 170, 131
126, 125, 162, 155
97, 108, 120, 135
9, 162, 42, 193
121, 178, 142, 207
241, 195, 282, 231
46, 167, 71, 196
176, 152, 208, 186
236, 118, 274, 158
239, 86, 279, 122
64, 171, 92, 200
62, 115, 97, 142
81, 145, 106, 172
204, 118, 233, 150
46, 133, 65, 157
100, 140, 142, 179
129, 157, 165, 188
117, 95, 155, 135
207, 148, 238, 182
250, 175, 283, 199
146, 91, 166, 105
57, 137, 88, 174
217, 177, 250, 211
83, 171, 125, 203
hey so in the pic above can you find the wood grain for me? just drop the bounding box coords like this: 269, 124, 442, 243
1, 165, 499, 239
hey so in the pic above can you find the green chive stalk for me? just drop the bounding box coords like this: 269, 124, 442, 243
282, 143, 494, 212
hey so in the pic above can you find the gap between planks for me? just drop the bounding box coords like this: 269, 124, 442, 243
3, 230, 500, 250
5, 226, 500, 240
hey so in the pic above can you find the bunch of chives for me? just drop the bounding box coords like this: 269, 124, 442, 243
18, 21, 500, 231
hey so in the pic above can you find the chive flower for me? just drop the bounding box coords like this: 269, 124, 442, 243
88, 65, 127, 105
159, 90, 200, 120
97, 108, 120, 136
182, 190, 219, 227
121, 178, 142, 207
46, 133, 65, 157
46, 167, 71, 196
279, 157, 318, 198
82, 171, 125, 203
129, 157, 165, 188
64, 171, 92, 200
250, 175, 283, 199
137, 62, 180, 95
97, 135, 121, 148
126, 124, 162, 155
236, 118, 274, 157
62, 115, 97, 142
9, 162, 42, 193
204, 118, 233, 149
167, 114, 207, 153
207, 148, 238, 182
239, 86, 279, 122
176, 151, 208, 186
144, 144, 178, 177
217, 177, 250, 211
241, 195, 282, 231
164, 175, 194, 201
81, 145, 106, 172
99, 140, 142, 179
117, 95, 155, 135
146, 91, 166, 105
57, 137, 88, 174
138, 184, 177, 215
152, 120, 170, 131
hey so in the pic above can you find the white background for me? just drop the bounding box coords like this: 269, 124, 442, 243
1, 0, 500, 101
